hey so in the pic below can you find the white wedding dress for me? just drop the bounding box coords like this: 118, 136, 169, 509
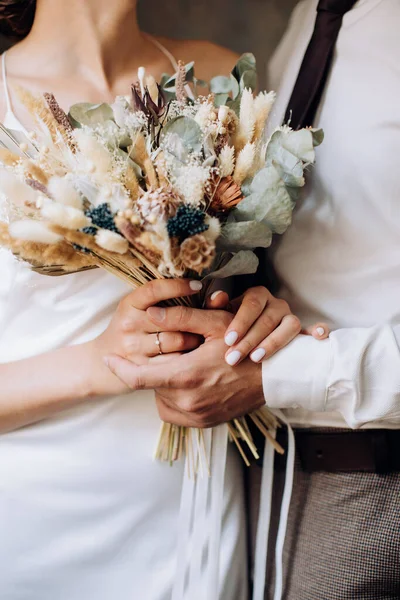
0, 49, 247, 600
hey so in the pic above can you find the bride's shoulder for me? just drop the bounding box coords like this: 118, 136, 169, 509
156, 36, 240, 81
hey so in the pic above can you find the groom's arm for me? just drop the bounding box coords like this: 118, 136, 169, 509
105, 304, 400, 429
261, 324, 400, 428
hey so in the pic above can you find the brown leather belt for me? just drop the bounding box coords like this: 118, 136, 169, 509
272, 428, 400, 473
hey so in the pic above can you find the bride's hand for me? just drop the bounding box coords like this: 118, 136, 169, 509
88, 279, 203, 395
206, 287, 330, 366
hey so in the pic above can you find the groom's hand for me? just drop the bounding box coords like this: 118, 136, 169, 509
105, 308, 265, 427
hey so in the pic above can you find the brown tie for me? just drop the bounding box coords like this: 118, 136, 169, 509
284, 0, 358, 130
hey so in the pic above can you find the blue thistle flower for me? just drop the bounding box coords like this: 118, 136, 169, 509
167, 205, 209, 242
85, 203, 118, 233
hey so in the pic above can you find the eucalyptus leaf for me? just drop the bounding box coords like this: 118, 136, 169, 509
281, 129, 315, 164
160, 116, 203, 160
210, 76, 232, 95
232, 53, 257, 83
218, 221, 272, 251
116, 149, 143, 178
311, 128, 324, 147
235, 165, 294, 234
240, 69, 258, 93
214, 93, 230, 107
230, 74, 240, 100
69, 103, 114, 128
204, 250, 259, 280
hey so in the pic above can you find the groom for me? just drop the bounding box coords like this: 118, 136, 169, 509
108, 0, 400, 597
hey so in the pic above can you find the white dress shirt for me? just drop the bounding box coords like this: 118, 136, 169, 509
262, 0, 400, 429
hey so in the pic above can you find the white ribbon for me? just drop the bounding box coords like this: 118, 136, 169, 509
174, 425, 228, 600
252, 412, 296, 600
207, 424, 228, 599
172, 451, 197, 600
273, 411, 295, 600
252, 430, 276, 600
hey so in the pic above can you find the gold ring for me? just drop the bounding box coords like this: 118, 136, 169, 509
155, 331, 163, 355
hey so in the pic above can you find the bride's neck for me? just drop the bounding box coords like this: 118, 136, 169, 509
15, 0, 149, 90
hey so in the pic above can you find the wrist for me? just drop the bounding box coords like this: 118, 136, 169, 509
81, 339, 129, 399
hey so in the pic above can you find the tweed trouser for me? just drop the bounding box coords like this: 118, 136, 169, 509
249, 437, 400, 600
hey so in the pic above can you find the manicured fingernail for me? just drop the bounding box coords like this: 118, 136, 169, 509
210, 290, 224, 301
189, 280, 203, 291
225, 331, 239, 346
250, 348, 266, 363
316, 327, 325, 337
226, 350, 242, 366
147, 306, 166, 322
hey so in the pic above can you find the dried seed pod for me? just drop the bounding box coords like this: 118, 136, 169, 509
178, 234, 215, 275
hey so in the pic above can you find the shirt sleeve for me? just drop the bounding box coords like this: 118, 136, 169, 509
262, 324, 400, 428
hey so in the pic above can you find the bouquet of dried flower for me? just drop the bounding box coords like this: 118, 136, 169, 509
0, 53, 322, 469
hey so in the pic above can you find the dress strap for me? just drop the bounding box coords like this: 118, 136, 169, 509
145, 33, 180, 72
1, 52, 12, 114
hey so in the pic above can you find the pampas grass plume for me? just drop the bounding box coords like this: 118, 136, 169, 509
74, 130, 113, 175
95, 229, 129, 254
237, 88, 256, 148
9, 220, 62, 244
47, 177, 83, 209
218, 145, 235, 178
233, 142, 256, 185
253, 91, 276, 141
0, 170, 38, 209
41, 202, 90, 230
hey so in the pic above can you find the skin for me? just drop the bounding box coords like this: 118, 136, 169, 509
0, 0, 328, 433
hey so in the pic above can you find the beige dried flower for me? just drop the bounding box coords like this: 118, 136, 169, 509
178, 234, 215, 275
0, 148, 20, 167
137, 188, 180, 222
176, 60, 188, 104
23, 160, 49, 185
0, 222, 95, 272
253, 91, 276, 141
218, 145, 235, 178
130, 134, 158, 190
234, 88, 256, 150
233, 142, 256, 185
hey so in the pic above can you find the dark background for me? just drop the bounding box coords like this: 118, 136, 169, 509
1, 0, 299, 86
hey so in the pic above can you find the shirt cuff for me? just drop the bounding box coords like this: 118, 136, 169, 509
261, 334, 331, 412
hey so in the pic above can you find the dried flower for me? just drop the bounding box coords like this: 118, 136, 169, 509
175, 60, 188, 104
0, 170, 38, 211
0, 148, 20, 167
95, 229, 129, 255
41, 202, 90, 230
167, 205, 209, 242
43, 92, 76, 151
210, 176, 244, 212
85, 203, 118, 233
235, 88, 256, 150
233, 142, 256, 185
47, 177, 82, 209
175, 164, 211, 206
137, 188, 180, 222
179, 234, 215, 274
9, 220, 63, 244
218, 145, 235, 178
253, 91, 276, 141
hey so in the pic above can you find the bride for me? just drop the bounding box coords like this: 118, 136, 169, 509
0, 1, 327, 598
